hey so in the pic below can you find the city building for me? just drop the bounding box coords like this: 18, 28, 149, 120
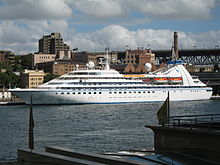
191, 65, 214, 72
56, 50, 72, 59
32, 53, 56, 67
39, 33, 70, 54
20, 69, 45, 88
36, 60, 86, 75
0, 50, 15, 65
72, 51, 118, 67
124, 49, 155, 72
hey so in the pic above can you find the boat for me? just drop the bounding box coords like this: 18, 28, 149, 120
9, 51, 213, 105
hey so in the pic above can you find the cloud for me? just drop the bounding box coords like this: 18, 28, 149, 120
67, 0, 216, 21
122, 0, 216, 20
0, 19, 71, 53
73, 0, 124, 19
0, 0, 72, 20
1, 22, 220, 54
68, 25, 220, 51
0, 0, 218, 54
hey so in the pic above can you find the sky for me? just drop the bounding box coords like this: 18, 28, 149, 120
0, 0, 220, 54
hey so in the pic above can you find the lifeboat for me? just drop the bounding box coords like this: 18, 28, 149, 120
153, 77, 168, 84
142, 77, 153, 83
168, 77, 183, 84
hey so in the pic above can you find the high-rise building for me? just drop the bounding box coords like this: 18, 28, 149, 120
38, 33, 70, 54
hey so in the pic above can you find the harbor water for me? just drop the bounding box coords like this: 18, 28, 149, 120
0, 100, 220, 162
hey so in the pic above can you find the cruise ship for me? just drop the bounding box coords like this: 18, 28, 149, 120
9, 58, 212, 105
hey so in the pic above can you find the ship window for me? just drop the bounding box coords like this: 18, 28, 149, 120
109, 92, 112, 94
138, 91, 141, 93
99, 92, 102, 94
148, 91, 150, 93
83, 92, 86, 94
55, 92, 58, 94
143, 91, 146, 93
114, 92, 117, 94
124, 92, 126, 94
129, 91, 132, 93
89, 92, 92, 94
94, 92, 97, 94
78, 92, 81, 94
67, 92, 70, 94
152, 91, 155, 93
72, 92, 75, 94
61, 92, 64, 94
119, 92, 122, 94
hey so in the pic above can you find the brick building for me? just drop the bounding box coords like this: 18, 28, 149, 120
32, 53, 56, 67
72, 51, 118, 67
124, 49, 155, 72
0, 50, 15, 65
36, 60, 86, 75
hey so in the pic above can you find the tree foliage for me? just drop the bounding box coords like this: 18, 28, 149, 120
0, 71, 19, 88
44, 73, 59, 83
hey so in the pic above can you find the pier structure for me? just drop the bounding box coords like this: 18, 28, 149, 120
146, 114, 220, 164
15, 147, 150, 165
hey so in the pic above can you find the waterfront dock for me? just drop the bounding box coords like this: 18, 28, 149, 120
146, 114, 220, 164
0, 147, 150, 165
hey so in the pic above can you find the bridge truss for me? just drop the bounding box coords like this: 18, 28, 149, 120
154, 49, 220, 65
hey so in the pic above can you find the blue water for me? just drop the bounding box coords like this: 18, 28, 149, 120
0, 100, 220, 162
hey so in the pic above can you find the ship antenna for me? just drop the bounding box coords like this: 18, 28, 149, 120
105, 47, 110, 70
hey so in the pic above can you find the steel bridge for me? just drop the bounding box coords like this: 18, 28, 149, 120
153, 48, 220, 65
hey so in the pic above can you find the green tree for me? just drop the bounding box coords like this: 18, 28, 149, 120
0, 64, 13, 71
21, 53, 33, 69
14, 54, 33, 71
0, 71, 19, 88
44, 73, 59, 83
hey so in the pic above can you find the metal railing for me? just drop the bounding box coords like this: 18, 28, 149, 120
168, 114, 220, 129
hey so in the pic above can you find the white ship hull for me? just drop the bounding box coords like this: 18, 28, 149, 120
9, 60, 213, 105
10, 87, 212, 105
